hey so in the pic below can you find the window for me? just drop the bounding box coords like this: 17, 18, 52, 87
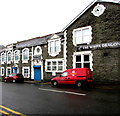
1, 67, 4, 76
1, 52, 5, 64
22, 67, 30, 78
14, 50, 20, 63
45, 59, 64, 72
48, 38, 61, 57
6, 67, 11, 76
7, 51, 12, 63
34, 46, 42, 55
73, 51, 93, 71
73, 26, 92, 45
61, 72, 68, 77
22, 48, 29, 63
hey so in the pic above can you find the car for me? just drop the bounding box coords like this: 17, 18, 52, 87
51, 68, 93, 87
4, 73, 24, 83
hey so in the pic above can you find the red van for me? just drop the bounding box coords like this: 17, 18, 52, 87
51, 68, 93, 87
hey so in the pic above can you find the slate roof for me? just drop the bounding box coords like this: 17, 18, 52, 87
16, 31, 64, 49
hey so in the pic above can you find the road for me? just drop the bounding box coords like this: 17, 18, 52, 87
1, 82, 120, 115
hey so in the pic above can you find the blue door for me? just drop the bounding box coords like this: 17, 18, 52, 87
13, 67, 17, 74
34, 65, 41, 81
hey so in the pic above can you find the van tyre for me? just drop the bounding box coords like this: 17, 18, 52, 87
51, 81, 58, 87
76, 81, 82, 88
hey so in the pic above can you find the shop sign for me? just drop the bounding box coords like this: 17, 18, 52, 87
77, 41, 120, 51
33, 55, 41, 60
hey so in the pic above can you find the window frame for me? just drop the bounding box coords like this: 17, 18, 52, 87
1, 52, 5, 64
73, 26, 92, 46
22, 48, 29, 63
45, 59, 64, 72
73, 51, 93, 71
6, 67, 11, 76
1, 67, 5, 76
7, 51, 12, 64
48, 38, 61, 57
14, 50, 20, 63
22, 67, 30, 78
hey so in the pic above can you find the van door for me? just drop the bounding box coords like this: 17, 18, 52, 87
58, 72, 68, 84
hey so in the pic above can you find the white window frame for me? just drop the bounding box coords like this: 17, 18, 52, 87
45, 59, 64, 72
1, 52, 5, 64
73, 51, 93, 71
48, 38, 61, 57
7, 51, 12, 64
14, 50, 20, 63
22, 67, 30, 78
1, 67, 4, 76
6, 67, 11, 76
22, 48, 29, 63
73, 26, 92, 46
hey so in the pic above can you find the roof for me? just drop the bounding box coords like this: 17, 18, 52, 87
16, 31, 64, 48
62, 0, 120, 31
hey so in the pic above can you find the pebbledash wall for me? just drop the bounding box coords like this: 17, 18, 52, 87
0, 0, 120, 84
63, 0, 120, 84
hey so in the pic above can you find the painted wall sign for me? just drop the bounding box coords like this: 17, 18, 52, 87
77, 41, 120, 51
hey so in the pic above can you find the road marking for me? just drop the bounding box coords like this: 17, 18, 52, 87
0, 105, 26, 116
38, 88, 86, 96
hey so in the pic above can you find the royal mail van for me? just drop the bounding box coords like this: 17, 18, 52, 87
51, 68, 93, 87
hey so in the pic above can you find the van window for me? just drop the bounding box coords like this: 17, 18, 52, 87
61, 72, 68, 77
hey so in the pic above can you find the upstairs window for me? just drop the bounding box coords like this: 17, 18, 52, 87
1, 67, 4, 76
48, 34, 61, 57
73, 26, 92, 45
22, 48, 29, 63
7, 51, 12, 64
14, 50, 20, 63
1, 52, 5, 64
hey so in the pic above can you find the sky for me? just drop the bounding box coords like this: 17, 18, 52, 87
0, 0, 94, 45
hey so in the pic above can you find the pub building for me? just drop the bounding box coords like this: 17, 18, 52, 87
63, 0, 120, 84
0, 0, 120, 84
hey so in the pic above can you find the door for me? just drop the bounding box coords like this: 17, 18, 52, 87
13, 67, 17, 74
34, 65, 41, 81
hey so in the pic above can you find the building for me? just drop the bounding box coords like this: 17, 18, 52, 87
0, 0, 120, 84
0, 32, 65, 81
63, 0, 120, 84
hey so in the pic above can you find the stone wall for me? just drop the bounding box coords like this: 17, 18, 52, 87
66, 2, 120, 84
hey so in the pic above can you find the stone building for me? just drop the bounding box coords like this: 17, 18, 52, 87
0, 32, 64, 81
63, 0, 120, 84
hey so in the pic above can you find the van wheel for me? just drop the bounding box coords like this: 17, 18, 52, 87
51, 81, 58, 87
76, 81, 82, 88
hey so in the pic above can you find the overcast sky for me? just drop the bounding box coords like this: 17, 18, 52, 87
0, 0, 94, 45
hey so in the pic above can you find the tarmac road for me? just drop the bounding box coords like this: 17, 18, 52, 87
1, 82, 120, 115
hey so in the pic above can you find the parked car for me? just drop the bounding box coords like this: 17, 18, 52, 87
51, 68, 93, 87
4, 73, 24, 83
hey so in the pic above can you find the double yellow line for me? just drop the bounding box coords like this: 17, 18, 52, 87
0, 105, 26, 116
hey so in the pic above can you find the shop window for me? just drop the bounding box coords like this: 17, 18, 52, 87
45, 59, 64, 72
22, 67, 29, 78
74, 51, 93, 71
6, 67, 11, 76
1, 67, 4, 76
73, 26, 92, 45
